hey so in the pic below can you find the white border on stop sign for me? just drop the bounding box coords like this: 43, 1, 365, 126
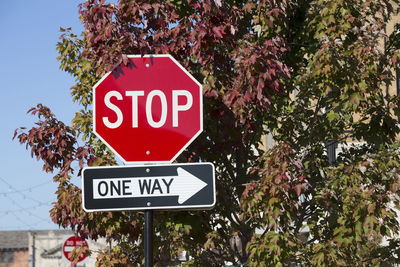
92, 54, 203, 164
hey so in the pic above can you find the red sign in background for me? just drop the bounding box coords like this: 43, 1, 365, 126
93, 55, 203, 163
62, 236, 88, 263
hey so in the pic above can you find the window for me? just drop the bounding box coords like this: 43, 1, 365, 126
0, 251, 13, 263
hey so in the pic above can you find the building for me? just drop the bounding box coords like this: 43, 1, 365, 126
0, 230, 107, 267
0, 231, 29, 267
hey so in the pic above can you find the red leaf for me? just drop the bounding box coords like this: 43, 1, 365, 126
212, 27, 224, 39
294, 184, 304, 196
214, 0, 222, 7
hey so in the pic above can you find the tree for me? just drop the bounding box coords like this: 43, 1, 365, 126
14, 0, 400, 266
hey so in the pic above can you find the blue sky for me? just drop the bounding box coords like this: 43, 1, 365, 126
0, 0, 84, 230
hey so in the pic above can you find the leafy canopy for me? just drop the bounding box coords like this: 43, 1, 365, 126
15, 0, 400, 266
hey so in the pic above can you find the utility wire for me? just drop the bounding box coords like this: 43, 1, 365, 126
0, 180, 52, 195
10, 212, 35, 230
3, 193, 50, 223
0, 176, 53, 225
0, 176, 50, 205
0, 202, 48, 215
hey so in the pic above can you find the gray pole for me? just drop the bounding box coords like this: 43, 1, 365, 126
144, 210, 153, 267
326, 141, 337, 165
31, 232, 35, 267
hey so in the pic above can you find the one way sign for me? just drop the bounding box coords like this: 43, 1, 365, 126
82, 163, 215, 212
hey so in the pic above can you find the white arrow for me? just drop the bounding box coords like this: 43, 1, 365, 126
92, 167, 207, 204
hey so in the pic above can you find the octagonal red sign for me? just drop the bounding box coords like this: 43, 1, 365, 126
93, 55, 203, 163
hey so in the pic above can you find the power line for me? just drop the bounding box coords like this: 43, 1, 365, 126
0, 176, 53, 226
0, 176, 51, 205
0, 203, 49, 215
10, 212, 35, 230
3, 193, 50, 222
0, 180, 52, 195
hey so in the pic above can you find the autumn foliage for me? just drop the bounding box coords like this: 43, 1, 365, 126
15, 0, 400, 266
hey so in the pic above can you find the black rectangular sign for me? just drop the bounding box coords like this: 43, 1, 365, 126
82, 163, 215, 212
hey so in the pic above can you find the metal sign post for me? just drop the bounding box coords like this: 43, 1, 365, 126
144, 210, 153, 267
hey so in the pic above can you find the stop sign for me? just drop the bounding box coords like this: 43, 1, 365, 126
93, 55, 202, 163
62, 236, 88, 263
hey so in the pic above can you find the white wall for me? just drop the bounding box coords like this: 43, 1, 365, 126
28, 230, 107, 267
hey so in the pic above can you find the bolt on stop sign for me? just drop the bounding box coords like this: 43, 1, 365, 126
93, 55, 203, 163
